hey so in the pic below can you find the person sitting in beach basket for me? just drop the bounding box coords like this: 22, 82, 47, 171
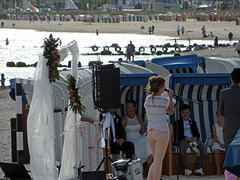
104, 107, 135, 160
174, 104, 207, 176
212, 110, 225, 176
122, 99, 153, 177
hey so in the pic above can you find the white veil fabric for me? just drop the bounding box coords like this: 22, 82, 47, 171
59, 40, 82, 180
27, 46, 69, 180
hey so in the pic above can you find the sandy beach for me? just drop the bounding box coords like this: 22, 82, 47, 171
0, 88, 15, 176
1, 19, 240, 41
0, 18, 239, 178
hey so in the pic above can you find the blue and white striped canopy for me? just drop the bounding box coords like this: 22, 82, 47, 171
151, 54, 206, 73
168, 73, 231, 142
119, 73, 157, 120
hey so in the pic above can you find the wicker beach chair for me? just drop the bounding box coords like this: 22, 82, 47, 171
206, 57, 240, 73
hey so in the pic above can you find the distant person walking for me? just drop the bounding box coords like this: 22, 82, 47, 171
214, 36, 218, 46
181, 26, 185, 35
1, 73, 5, 89
129, 41, 135, 61
177, 25, 180, 35
5, 38, 9, 45
201, 26, 207, 37
235, 40, 240, 58
174, 38, 177, 45
1, 22, 4, 28
148, 26, 152, 34
96, 29, 99, 36
152, 25, 155, 34
228, 32, 233, 41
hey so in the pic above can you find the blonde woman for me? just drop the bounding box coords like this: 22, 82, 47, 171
144, 76, 174, 180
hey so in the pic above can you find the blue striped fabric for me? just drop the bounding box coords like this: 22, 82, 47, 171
118, 73, 156, 121
151, 54, 206, 73
119, 85, 149, 121
171, 83, 229, 143
169, 68, 194, 74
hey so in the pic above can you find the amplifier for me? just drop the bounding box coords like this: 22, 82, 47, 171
111, 159, 143, 180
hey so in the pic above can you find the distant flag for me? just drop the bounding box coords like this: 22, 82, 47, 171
67, 4, 69, 9
32, 4, 35, 11
177, 1, 179, 4
100, 3, 102, 9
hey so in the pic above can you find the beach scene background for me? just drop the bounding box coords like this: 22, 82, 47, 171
0, 18, 239, 179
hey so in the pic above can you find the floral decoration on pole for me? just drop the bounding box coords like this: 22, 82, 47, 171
42, 34, 61, 83
67, 74, 86, 115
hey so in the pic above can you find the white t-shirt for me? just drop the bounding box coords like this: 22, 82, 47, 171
144, 94, 170, 132
183, 120, 193, 138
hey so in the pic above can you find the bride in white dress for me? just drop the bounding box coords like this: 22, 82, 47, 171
122, 99, 153, 166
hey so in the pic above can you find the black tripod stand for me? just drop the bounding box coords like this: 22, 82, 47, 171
96, 124, 113, 173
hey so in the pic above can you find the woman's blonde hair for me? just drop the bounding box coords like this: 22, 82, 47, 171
146, 76, 165, 95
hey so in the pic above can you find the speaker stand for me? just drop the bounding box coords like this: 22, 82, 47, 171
96, 127, 113, 173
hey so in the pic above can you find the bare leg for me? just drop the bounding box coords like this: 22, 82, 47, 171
214, 149, 221, 176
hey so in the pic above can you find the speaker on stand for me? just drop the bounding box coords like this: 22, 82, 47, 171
92, 64, 121, 174
92, 64, 121, 111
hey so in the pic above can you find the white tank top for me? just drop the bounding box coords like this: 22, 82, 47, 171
215, 123, 224, 144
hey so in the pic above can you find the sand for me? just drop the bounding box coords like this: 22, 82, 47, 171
0, 87, 14, 162
0, 88, 15, 176
1, 19, 240, 41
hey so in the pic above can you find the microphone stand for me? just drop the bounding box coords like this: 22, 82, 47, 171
174, 94, 201, 180
96, 114, 113, 173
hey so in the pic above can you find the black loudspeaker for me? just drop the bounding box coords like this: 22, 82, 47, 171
81, 170, 106, 180
0, 162, 31, 179
93, 64, 120, 109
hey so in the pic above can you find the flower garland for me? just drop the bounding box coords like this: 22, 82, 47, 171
42, 34, 61, 83
67, 74, 86, 115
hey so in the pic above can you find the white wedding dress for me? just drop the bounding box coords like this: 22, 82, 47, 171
125, 115, 152, 163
